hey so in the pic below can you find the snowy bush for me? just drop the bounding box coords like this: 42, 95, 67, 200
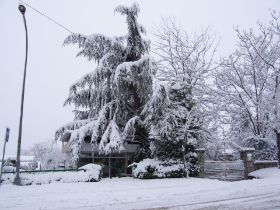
1, 164, 102, 185
130, 159, 188, 179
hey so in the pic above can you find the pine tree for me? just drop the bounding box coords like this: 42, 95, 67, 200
142, 82, 200, 176
55, 3, 155, 162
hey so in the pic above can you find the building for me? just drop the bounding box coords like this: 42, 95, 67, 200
61, 134, 140, 177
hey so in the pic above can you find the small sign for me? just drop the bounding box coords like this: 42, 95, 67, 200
5, 127, 10, 142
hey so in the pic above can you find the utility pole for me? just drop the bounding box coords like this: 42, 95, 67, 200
0, 128, 10, 185
14, 4, 28, 186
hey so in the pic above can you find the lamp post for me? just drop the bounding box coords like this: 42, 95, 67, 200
14, 4, 28, 186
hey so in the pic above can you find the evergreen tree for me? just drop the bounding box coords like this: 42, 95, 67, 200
55, 3, 155, 161
143, 20, 217, 176
142, 82, 200, 176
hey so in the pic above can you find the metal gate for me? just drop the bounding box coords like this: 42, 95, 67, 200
204, 160, 244, 181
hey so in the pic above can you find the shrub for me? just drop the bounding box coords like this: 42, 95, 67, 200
130, 159, 188, 179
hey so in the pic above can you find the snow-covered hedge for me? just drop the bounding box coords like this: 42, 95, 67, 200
1, 164, 102, 185
2, 166, 16, 172
249, 167, 280, 179
130, 159, 187, 179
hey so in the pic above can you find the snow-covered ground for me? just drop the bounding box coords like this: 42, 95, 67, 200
1, 164, 101, 185
249, 167, 280, 179
0, 168, 280, 210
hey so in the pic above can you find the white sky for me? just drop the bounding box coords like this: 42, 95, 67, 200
1, 0, 280, 155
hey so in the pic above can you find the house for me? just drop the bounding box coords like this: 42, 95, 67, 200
61, 134, 140, 177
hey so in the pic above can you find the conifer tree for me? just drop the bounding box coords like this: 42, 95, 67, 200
55, 3, 155, 161
143, 20, 217, 176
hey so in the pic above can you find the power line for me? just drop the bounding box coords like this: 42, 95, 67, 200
18, 0, 74, 34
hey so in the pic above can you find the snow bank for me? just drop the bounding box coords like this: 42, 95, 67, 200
1, 164, 102, 185
249, 167, 280, 179
130, 158, 187, 179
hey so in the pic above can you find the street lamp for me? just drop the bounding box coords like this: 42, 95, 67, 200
14, 4, 28, 186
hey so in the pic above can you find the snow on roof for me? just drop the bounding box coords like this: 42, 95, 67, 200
224, 148, 235, 154
221, 141, 255, 152
0, 155, 34, 162
240, 147, 255, 152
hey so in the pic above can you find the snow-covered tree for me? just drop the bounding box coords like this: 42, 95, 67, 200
267, 11, 280, 166
55, 3, 155, 162
31, 141, 65, 170
142, 20, 217, 175
215, 14, 280, 162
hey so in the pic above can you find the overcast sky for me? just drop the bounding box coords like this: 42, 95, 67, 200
1, 0, 280, 155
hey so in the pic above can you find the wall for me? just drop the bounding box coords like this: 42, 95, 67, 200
254, 161, 278, 170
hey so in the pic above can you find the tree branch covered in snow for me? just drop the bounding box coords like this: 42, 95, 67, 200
215, 14, 280, 161
56, 4, 155, 162
148, 19, 218, 164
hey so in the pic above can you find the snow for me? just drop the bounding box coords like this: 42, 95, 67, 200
115, 3, 140, 16
63, 33, 124, 63
79, 163, 102, 172
249, 167, 280, 179
123, 116, 140, 139
1, 164, 101, 185
99, 120, 124, 154
1, 168, 280, 210
114, 55, 155, 91
2, 166, 15, 172
131, 158, 186, 178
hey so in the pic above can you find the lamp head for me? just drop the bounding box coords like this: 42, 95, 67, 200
18, 4, 26, 15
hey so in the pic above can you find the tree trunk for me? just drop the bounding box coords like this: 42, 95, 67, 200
276, 131, 280, 169
128, 83, 141, 114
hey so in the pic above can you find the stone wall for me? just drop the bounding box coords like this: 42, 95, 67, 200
254, 161, 278, 170
240, 149, 255, 179
196, 147, 279, 180
195, 148, 206, 178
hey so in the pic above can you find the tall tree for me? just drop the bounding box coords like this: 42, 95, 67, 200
142, 20, 217, 175
215, 13, 280, 162
55, 3, 155, 161
268, 11, 280, 167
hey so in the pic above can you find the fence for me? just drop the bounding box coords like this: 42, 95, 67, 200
204, 160, 244, 181
2, 168, 81, 174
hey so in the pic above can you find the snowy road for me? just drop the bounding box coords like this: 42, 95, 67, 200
0, 168, 280, 210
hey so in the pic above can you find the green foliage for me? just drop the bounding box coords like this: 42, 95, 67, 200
156, 140, 184, 159
140, 165, 158, 179
164, 168, 188, 178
